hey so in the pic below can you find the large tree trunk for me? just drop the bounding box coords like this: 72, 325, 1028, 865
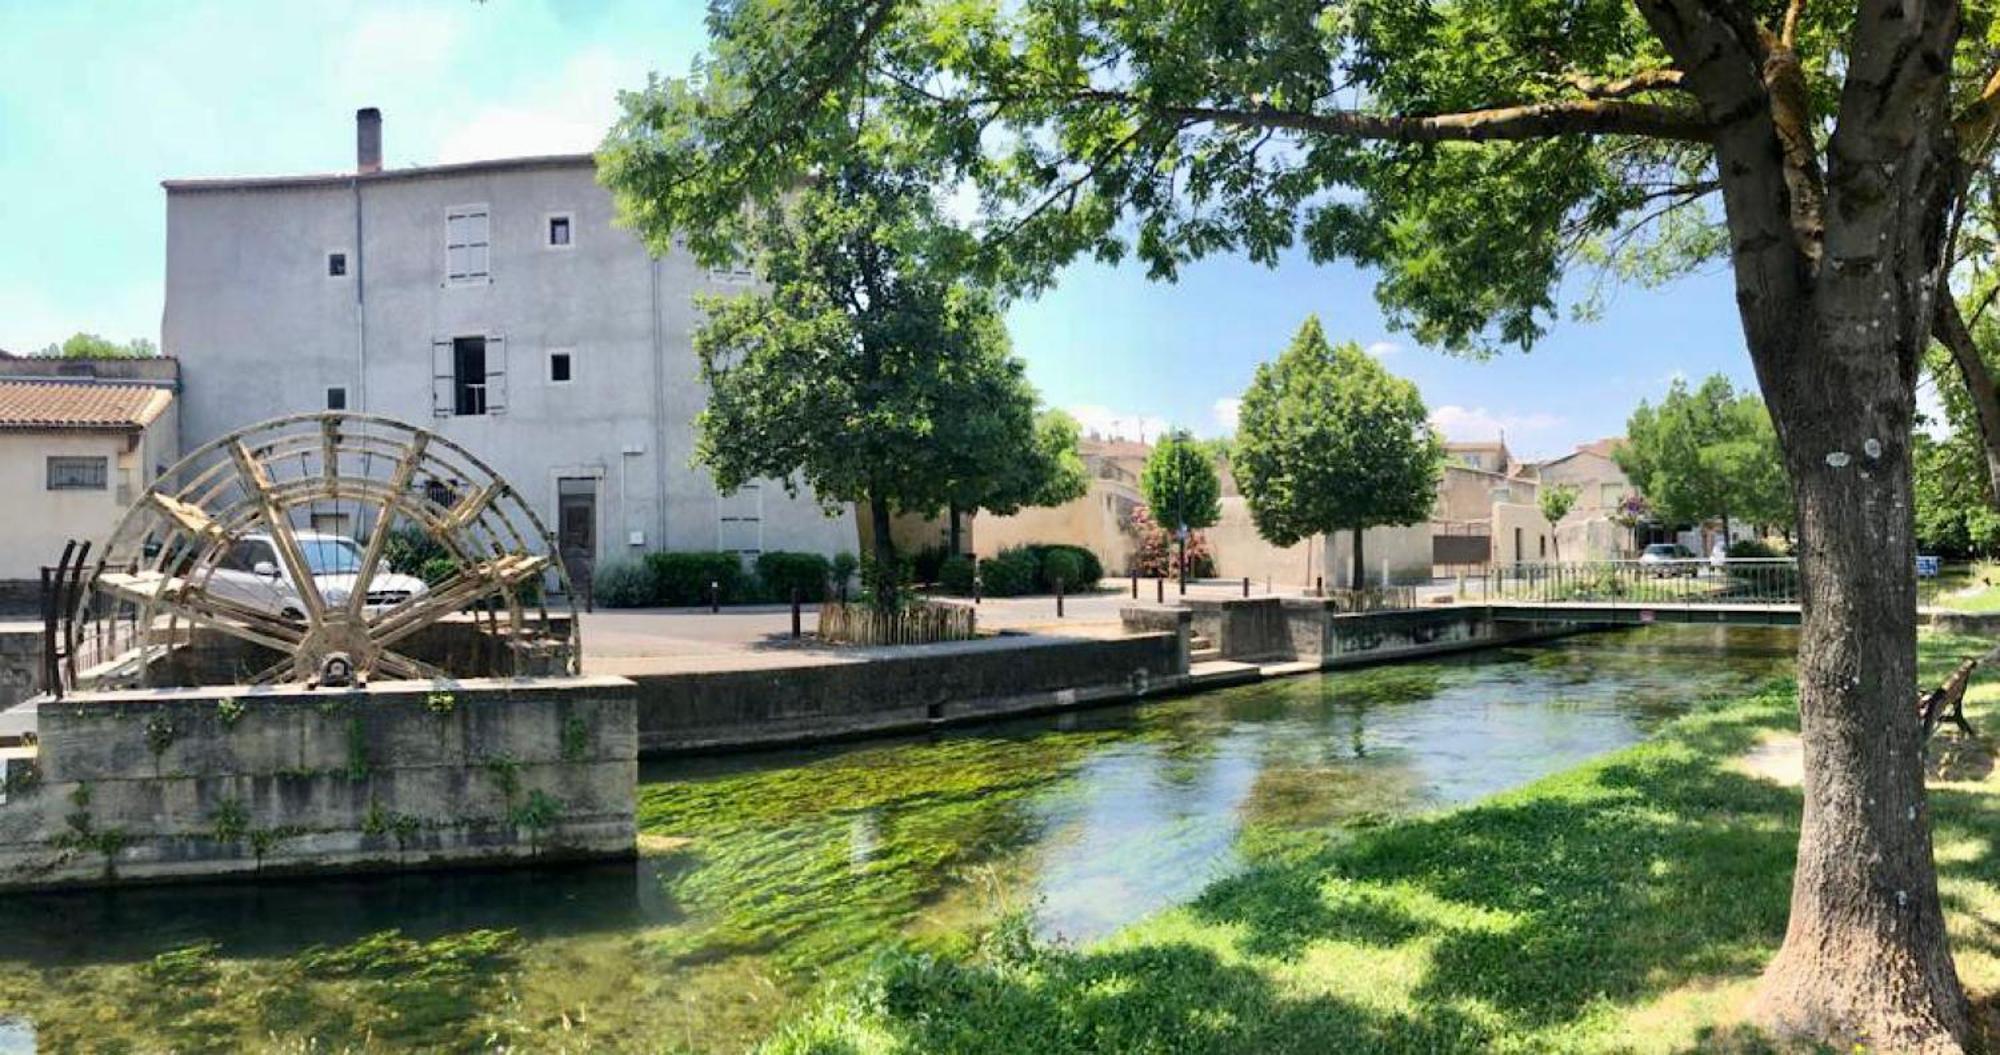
948, 503, 964, 556
1750, 357, 1970, 1051
1934, 295, 2000, 505
1635, 2, 1972, 1046
867, 492, 898, 608
1351, 526, 1365, 590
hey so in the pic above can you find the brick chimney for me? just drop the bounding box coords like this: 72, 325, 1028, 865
356, 108, 382, 174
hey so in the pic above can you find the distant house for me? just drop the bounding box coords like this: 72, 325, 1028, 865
0, 360, 180, 596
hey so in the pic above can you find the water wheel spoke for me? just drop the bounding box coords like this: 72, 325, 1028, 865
345, 433, 429, 622
228, 439, 331, 625
368, 555, 549, 652
96, 572, 304, 656
371, 648, 452, 682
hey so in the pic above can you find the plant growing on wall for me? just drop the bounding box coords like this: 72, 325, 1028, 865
1234, 316, 1442, 587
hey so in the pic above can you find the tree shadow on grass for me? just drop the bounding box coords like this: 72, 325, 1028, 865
1179, 693, 1804, 1038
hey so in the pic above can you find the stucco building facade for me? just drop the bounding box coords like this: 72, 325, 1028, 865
162, 110, 855, 585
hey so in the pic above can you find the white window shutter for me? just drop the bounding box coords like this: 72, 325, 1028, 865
431, 339, 453, 417
485, 335, 508, 414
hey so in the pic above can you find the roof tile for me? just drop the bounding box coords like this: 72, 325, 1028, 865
0, 381, 171, 429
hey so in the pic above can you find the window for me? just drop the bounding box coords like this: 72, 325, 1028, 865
327, 251, 348, 277
220, 538, 278, 573
453, 337, 487, 415
546, 213, 573, 248
326, 386, 347, 410
47, 456, 107, 491
709, 256, 755, 283
432, 335, 506, 416
718, 483, 763, 557
445, 204, 490, 284
549, 350, 572, 384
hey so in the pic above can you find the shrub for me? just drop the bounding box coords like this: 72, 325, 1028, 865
830, 552, 860, 598
980, 547, 1040, 596
911, 544, 955, 585
1039, 548, 1084, 590
756, 551, 833, 600
1727, 538, 1784, 559
1029, 544, 1102, 590
417, 556, 457, 586
644, 551, 750, 606
938, 554, 977, 595
592, 561, 654, 607
1127, 504, 1216, 578
381, 524, 446, 577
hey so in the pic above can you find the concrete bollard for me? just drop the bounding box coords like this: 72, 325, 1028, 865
1156, 577, 1165, 604
1131, 574, 1138, 599
791, 587, 802, 639
1056, 577, 1065, 618
710, 581, 720, 614
1242, 576, 1250, 597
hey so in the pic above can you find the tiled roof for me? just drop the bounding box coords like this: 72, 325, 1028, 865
0, 381, 172, 430
1578, 437, 1625, 458
163, 153, 593, 194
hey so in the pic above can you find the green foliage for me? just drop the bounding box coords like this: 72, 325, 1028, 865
976, 547, 1039, 597
1728, 538, 1784, 559
909, 544, 954, 585
756, 551, 833, 600
1539, 484, 1580, 527
345, 717, 370, 782
416, 556, 457, 587
591, 559, 655, 608
680, 160, 1041, 583
143, 714, 177, 757
1919, 340, 2000, 556
1616, 375, 1790, 535
561, 715, 590, 762
1140, 430, 1222, 537
938, 553, 977, 595
643, 551, 749, 607
1032, 543, 1112, 591
425, 691, 456, 716
831, 552, 860, 593
209, 797, 249, 843
857, 554, 915, 611
381, 524, 446, 577
1234, 316, 1443, 548
1038, 547, 1083, 590
214, 697, 245, 729
35, 332, 157, 359
510, 789, 562, 833
483, 754, 522, 801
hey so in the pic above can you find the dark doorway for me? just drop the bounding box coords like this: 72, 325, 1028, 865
558, 478, 596, 600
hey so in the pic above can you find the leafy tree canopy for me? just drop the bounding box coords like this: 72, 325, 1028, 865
1918, 335, 2000, 555
1234, 315, 1441, 547
689, 161, 1052, 584
1139, 429, 1221, 536
1614, 374, 1789, 534
35, 333, 157, 358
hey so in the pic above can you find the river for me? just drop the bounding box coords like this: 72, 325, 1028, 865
0, 624, 1795, 1053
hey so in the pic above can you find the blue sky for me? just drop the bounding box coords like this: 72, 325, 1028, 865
1, 0, 1777, 461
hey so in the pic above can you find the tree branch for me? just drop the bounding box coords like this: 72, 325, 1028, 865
1070, 90, 1713, 144
1934, 293, 2000, 503
1563, 69, 1688, 99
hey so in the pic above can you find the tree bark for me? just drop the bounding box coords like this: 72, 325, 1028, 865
1934, 296, 2000, 505
948, 503, 964, 556
1634, 1, 1972, 1048
867, 492, 898, 608
1351, 526, 1365, 590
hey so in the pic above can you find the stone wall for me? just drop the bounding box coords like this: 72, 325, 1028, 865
1141, 599, 1585, 669
634, 633, 1184, 753
0, 675, 636, 890
0, 625, 40, 711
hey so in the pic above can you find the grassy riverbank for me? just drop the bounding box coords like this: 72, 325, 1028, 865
763, 633, 2000, 1054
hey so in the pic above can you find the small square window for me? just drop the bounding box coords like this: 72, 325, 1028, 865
327, 252, 348, 277
548, 214, 572, 247
549, 351, 572, 384
47, 456, 107, 491
326, 386, 347, 410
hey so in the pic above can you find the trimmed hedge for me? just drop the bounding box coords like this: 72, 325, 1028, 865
979, 547, 1041, 596
757, 551, 833, 600
645, 551, 751, 606
1028, 544, 1102, 590
593, 561, 655, 607
939, 554, 977, 595
932, 544, 1108, 596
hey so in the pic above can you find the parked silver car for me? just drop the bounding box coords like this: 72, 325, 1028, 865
205, 532, 428, 620
1637, 542, 1698, 577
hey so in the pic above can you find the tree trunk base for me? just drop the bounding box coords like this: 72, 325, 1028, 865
1750, 938, 1974, 1054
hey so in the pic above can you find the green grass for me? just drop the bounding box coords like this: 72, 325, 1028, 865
760, 633, 2000, 1055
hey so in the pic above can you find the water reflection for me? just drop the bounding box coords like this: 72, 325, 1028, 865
0, 625, 1795, 1051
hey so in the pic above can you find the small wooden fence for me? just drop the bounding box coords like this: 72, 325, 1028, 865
819, 600, 978, 646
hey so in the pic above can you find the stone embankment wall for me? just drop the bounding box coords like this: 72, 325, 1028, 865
1167, 598, 1580, 667
0, 675, 636, 890
635, 632, 1185, 753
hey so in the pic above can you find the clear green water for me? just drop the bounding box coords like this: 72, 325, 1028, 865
0, 626, 1794, 1053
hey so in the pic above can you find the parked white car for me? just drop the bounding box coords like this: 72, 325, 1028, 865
205, 532, 428, 620
1637, 542, 1698, 577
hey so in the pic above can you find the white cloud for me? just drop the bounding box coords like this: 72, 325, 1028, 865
1069, 404, 1171, 444
1211, 397, 1242, 432
1365, 341, 1400, 358
1429, 405, 1564, 443
434, 49, 646, 163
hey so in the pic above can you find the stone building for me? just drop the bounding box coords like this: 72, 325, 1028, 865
161, 109, 855, 586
